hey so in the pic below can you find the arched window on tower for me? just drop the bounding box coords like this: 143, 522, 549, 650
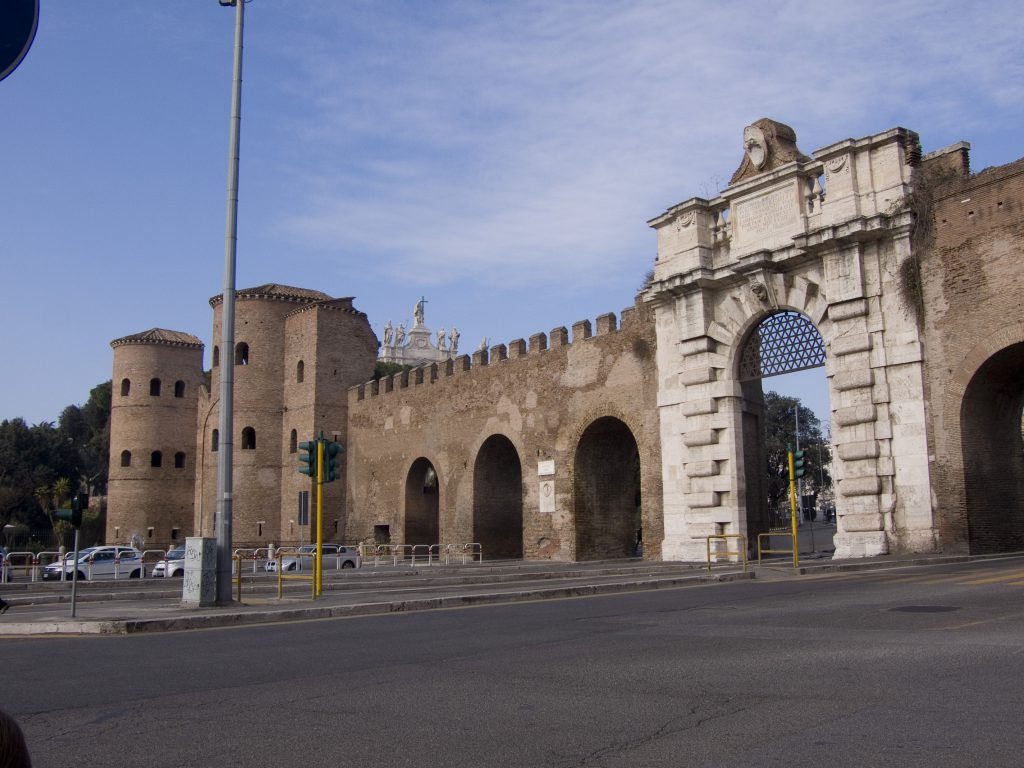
120, 378, 131, 397
174, 380, 185, 398
120, 450, 131, 467
150, 378, 161, 396
174, 451, 186, 469
212, 346, 220, 367
235, 342, 249, 366
151, 451, 162, 468
211, 429, 219, 452
241, 427, 256, 450
296, 360, 305, 383
289, 429, 297, 453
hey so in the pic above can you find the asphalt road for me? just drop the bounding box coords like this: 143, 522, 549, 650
4, 557, 1023, 767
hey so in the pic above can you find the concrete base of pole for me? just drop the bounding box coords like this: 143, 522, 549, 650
182, 537, 218, 608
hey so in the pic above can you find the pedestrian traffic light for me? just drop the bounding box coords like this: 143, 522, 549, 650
55, 506, 82, 528
298, 440, 318, 479
793, 450, 807, 478
323, 440, 344, 483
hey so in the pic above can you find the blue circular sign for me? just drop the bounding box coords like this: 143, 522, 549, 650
0, 0, 40, 83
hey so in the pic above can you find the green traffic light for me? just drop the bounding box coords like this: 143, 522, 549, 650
793, 449, 807, 478
323, 440, 344, 483
298, 439, 318, 478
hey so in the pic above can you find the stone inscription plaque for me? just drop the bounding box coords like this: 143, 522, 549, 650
539, 480, 555, 513
733, 184, 798, 243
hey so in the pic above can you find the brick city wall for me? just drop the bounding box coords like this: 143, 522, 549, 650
919, 153, 1024, 552
345, 301, 663, 561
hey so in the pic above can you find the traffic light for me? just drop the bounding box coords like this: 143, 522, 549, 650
55, 493, 87, 527
298, 440, 318, 479
323, 440, 344, 483
793, 450, 807, 478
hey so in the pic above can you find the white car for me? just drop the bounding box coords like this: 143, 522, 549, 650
42, 546, 143, 581
150, 546, 186, 577
265, 544, 360, 572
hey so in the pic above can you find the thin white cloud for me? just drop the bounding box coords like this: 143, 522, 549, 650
267, 0, 1024, 290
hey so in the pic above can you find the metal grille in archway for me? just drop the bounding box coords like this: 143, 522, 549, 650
739, 311, 826, 381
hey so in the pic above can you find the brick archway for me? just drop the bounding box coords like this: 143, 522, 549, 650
472, 434, 523, 559
573, 417, 641, 560
960, 342, 1024, 552
404, 457, 439, 546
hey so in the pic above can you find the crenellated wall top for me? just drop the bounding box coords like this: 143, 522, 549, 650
350, 303, 646, 401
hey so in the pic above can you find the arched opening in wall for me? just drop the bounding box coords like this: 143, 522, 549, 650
235, 342, 249, 366
960, 342, 1024, 553
151, 451, 162, 468
149, 378, 161, 396
120, 450, 131, 467
174, 451, 186, 469
120, 378, 130, 396
289, 429, 297, 453
472, 435, 523, 559
573, 417, 641, 560
404, 457, 439, 546
241, 427, 256, 450
296, 360, 304, 383
174, 380, 185, 398
737, 310, 832, 552
211, 429, 219, 452
212, 346, 220, 367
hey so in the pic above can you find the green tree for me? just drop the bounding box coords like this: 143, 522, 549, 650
0, 419, 76, 536
373, 361, 414, 380
763, 391, 832, 514
58, 380, 111, 495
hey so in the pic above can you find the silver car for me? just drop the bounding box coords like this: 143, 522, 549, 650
42, 546, 143, 581
151, 546, 186, 577
265, 544, 360, 572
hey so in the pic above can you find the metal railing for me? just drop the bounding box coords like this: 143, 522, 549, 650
139, 549, 167, 578
705, 534, 747, 572
757, 530, 798, 568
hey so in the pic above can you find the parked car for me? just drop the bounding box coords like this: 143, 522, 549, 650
42, 546, 143, 581
151, 545, 186, 577
265, 544, 360, 572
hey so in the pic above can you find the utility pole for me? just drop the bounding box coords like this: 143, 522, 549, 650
215, 0, 245, 604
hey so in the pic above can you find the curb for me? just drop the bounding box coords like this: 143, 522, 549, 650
0, 570, 754, 636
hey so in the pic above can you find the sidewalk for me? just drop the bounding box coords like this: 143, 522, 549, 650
2, 550, 1021, 636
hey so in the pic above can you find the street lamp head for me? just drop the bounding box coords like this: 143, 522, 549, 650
218, 0, 237, 6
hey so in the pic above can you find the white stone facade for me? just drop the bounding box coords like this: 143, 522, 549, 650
646, 120, 936, 561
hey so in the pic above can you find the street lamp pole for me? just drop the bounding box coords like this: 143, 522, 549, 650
215, 0, 245, 604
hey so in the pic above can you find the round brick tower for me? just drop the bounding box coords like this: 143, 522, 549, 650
107, 329, 204, 549
195, 284, 377, 546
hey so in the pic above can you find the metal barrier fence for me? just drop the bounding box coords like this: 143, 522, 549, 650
705, 534, 747, 572
140, 549, 168, 577
358, 543, 484, 567
757, 529, 798, 568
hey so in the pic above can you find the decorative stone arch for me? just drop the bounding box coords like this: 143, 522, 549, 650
940, 323, 1024, 553
471, 432, 524, 559
723, 305, 830, 547
569, 410, 644, 561
403, 455, 442, 547
646, 120, 932, 561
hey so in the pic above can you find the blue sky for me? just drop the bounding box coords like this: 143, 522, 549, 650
2, 0, 1022, 427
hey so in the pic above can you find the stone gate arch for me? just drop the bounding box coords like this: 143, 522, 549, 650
472, 434, 524, 559
573, 416, 642, 560
733, 309, 828, 543
404, 456, 439, 546
646, 119, 936, 561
